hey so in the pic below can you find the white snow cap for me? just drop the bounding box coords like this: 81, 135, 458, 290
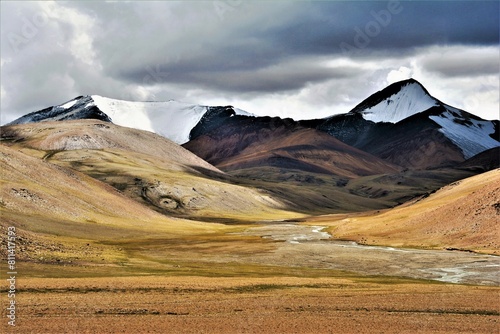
361, 80, 438, 123
91, 95, 252, 144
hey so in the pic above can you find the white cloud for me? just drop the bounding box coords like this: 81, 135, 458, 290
386, 66, 413, 84
39, 1, 98, 66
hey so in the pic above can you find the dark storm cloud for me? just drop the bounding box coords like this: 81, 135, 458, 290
258, 1, 499, 56
1, 1, 499, 123
420, 47, 500, 78
116, 51, 364, 93
91, 1, 499, 91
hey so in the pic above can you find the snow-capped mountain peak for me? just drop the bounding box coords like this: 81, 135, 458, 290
6, 95, 112, 125
91, 95, 254, 144
5, 80, 498, 164
317, 79, 499, 164
91, 95, 210, 144
7, 95, 254, 144
351, 79, 439, 123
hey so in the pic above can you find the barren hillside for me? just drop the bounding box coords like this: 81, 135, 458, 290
184, 117, 400, 178
314, 169, 500, 254
0, 120, 299, 222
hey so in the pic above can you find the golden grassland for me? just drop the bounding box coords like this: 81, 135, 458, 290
1, 210, 499, 333
1, 121, 304, 223
1, 275, 499, 334
308, 169, 500, 254
5, 211, 496, 334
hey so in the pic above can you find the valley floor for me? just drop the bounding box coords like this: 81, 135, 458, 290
1, 220, 499, 334
1, 145, 499, 333
2, 276, 499, 334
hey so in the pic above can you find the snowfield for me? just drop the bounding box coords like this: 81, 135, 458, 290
361, 81, 438, 123
429, 107, 499, 159
92, 96, 210, 144
91, 96, 255, 144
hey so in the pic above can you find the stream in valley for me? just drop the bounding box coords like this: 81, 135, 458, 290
238, 224, 500, 286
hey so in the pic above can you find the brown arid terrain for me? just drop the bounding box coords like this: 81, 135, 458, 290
3, 119, 482, 217
0, 120, 298, 222
351, 110, 468, 170
1, 276, 499, 334
184, 120, 400, 178
1, 120, 499, 333
308, 168, 500, 254
459, 147, 500, 171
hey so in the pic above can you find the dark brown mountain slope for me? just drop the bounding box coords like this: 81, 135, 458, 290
301, 109, 467, 169
183, 116, 400, 179
357, 109, 466, 169
459, 147, 500, 172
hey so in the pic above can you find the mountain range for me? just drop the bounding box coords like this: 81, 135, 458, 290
9, 79, 498, 170
2, 79, 499, 218
186, 79, 499, 170
7, 95, 253, 144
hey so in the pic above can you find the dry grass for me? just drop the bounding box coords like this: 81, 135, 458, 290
1, 120, 303, 222
225, 167, 479, 216
1, 276, 498, 334
309, 169, 500, 254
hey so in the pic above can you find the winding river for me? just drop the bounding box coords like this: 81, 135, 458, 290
239, 224, 500, 286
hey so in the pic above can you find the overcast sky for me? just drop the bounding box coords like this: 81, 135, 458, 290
1, 1, 499, 124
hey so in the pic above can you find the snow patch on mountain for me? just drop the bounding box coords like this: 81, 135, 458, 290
91, 96, 254, 144
60, 98, 78, 109
91, 95, 209, 144
361, 81, 438, 123
53, 97, 97, 120
429, 107, 500, 159
233, 107, 254, 117
6, 96, 112, 125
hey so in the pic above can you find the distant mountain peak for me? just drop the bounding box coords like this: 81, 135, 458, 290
7, 95, 112, 125
349, 79, 438, 123
6, 95, 254, 144
391, 78, 425, 89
